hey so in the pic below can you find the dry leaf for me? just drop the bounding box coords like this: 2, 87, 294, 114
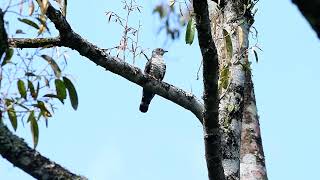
28, 0, 35, 16
169, 0, 175, 7
238, 26, 243, 47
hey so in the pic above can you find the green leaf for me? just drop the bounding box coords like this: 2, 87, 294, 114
220, 66, 230, 89
8, 109, 17, 131
2, 48, 14, 66
17, 79, 27, 99
5, 100, 17, 131
223, 29, 233, 60
55, 79, 67, 101
28, 80, 36, 99
41, 55, 61, 78
43, 94, 64, 104
63, 76, 78, 110
30, 116, 39, 149
35, 101, 52, 118
185, 17, 195, 45
27, 111, 34, 122
4, 48, 13, 61
28, 111, 39, 149
253, 49, 259, 63
17, 18, 40, 29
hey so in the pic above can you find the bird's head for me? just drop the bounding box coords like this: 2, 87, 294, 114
152, 48, 168, 56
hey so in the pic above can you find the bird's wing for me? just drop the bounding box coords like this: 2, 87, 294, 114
144, 59, 152, 74
160, 63, 166, 81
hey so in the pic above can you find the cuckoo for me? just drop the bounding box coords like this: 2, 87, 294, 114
139, 48, 168, 113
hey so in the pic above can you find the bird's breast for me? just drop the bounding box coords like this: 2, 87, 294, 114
150, 58, 165, 80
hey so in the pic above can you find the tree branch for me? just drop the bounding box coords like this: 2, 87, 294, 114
8, 37, 61, 48
28, 4, 204, 122
0, 8, 87, 179
193, 0, 225, 180
6, 4, 204, 122
292, 0, 320, 39
0, 122, 87, 180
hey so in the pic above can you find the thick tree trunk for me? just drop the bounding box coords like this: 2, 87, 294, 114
193, 0, 225, 179
292, 0, 320, 39
240, 70, 268, 180
207, 1, 259, 179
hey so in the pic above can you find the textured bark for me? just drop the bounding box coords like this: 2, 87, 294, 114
0, 9, 8, 57
292, 0, 320, 39
0, 122, 87, 180
2, 1, 270, 180
2, 4, 204, 178
8, 37, 61, 48
193, 0, 225, 180
8, 4, 204, 122
208, 1, 254, 179
240, 70, 268, 180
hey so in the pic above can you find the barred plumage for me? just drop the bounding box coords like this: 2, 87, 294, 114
139, 48, 167, 113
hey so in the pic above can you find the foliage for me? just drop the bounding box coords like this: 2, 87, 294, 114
0, 0, 78, 148
152, 1, 191, 42
185, 16, 195, 45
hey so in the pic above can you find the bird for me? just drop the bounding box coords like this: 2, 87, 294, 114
139, 48, 168, 113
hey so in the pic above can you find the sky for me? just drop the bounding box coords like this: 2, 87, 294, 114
1, 0, 320, 180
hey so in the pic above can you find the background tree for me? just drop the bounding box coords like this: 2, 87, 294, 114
0, 0, 320, 180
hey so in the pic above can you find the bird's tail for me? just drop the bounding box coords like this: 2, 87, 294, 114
139, 102, 149, 113
139, 89, 154, 113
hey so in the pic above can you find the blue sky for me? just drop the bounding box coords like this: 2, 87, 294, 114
1, 0, 320, 179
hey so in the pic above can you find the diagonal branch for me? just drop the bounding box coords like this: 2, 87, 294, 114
4, 2, 204, 178
6, 2, 204, 122
193, 0, 224, 180
0, 122, 87, 180
7, 4, 204, 122
32, 4, 204, 122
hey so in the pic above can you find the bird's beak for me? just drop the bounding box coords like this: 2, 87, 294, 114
164, 50, 168, 53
